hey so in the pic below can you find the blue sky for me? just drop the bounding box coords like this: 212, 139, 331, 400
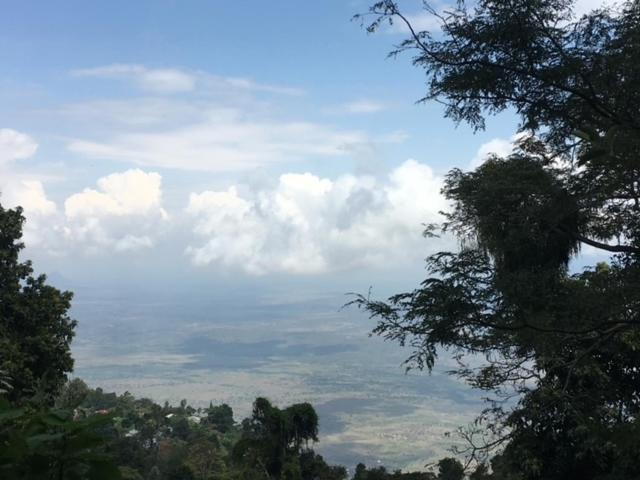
0, 0, 607, 292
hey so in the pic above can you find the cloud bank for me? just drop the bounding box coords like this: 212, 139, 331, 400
5, 157, 449, 272
1, 132, 168, 255
185, 160, 447, 274
8, 124, 542, 274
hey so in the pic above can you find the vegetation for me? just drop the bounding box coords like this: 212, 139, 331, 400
0, 395, 120, 480
0, 204, 76, 404
352, 0, 640, 478
2, 376, 436, 480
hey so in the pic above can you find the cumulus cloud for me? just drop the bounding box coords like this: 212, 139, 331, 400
68, 111, 369, 172
0, 128, 38, 164
1, 180, 59, 248
63, 169, 168, 252
3, 180, 56, 216
65, 169, 164, 217
185, 160, 448, 275
2, 167, 169, 254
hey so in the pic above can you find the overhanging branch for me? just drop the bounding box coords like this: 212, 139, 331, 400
575, 234, 640, 254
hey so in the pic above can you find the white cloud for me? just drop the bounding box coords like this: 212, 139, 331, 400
68, 111, 369, 172
73, 64, 196, 93
326, 99, 387, 115
65, 65, 398, 172
385, 1, 455, 35
1, 164, 167, 255
63, 169, 168, 252
60, 98, 204, 128
114, 234, 154, 252
468, 133, 529, 170
0, 129, 55, 247
185, 160, 448, 275
0, 128, 38, 164
388, 10, 443, 33
65, 169, 164, 217
573, 0, 619, 17
205, 75, 305, 96
72, 64, 305, 96
1, 180, 59, 248
3, 180, 56, 216
0, 129, 166, 255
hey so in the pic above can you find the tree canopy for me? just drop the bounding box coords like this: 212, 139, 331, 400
0, 203, 77, 404
232, 397, 326, 479
353, 1, 640, 478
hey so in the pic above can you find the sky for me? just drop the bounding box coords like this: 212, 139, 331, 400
0, 0, 613, 293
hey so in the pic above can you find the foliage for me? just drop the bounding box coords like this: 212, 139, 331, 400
56, 378, 91, 410
204, 403, 235, 433
436, 458, 464, 480
352, 462, 439, 479
358, 0, 640, 150
232, 397, 322, 479
0, 397, 121, 480
0, 203, 77, 404
35, 384, 358, 480
354, 0, 640, 478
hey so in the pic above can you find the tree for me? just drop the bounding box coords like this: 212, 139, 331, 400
350, 463, 434, 480
353, 463, 368, 480
232, 398, 321, 479
298, 451, 347, 480
205, 403, 234, 433
55, 378, 90, 410
0, 204, 77, 404
283, 402, 319, 451
468, 463, 491, 480
436, 458, 464, 480
185, 435, 224, 480
354, 1, 640, 478
358, 0, 640, 155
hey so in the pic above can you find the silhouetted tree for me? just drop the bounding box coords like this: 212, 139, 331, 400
233, 397, 323, 479
205, 402, 234, 433
0, 204, 77, 404
436, 458, 464, 480
355, 1, 640, 478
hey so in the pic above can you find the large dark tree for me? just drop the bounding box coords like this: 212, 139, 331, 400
0, 204, 76, 404
232, 397, 326, 480
354, 1, 640, 479
204, 402, 235, 433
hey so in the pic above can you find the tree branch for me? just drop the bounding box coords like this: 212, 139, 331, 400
575, 234, 640, 254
